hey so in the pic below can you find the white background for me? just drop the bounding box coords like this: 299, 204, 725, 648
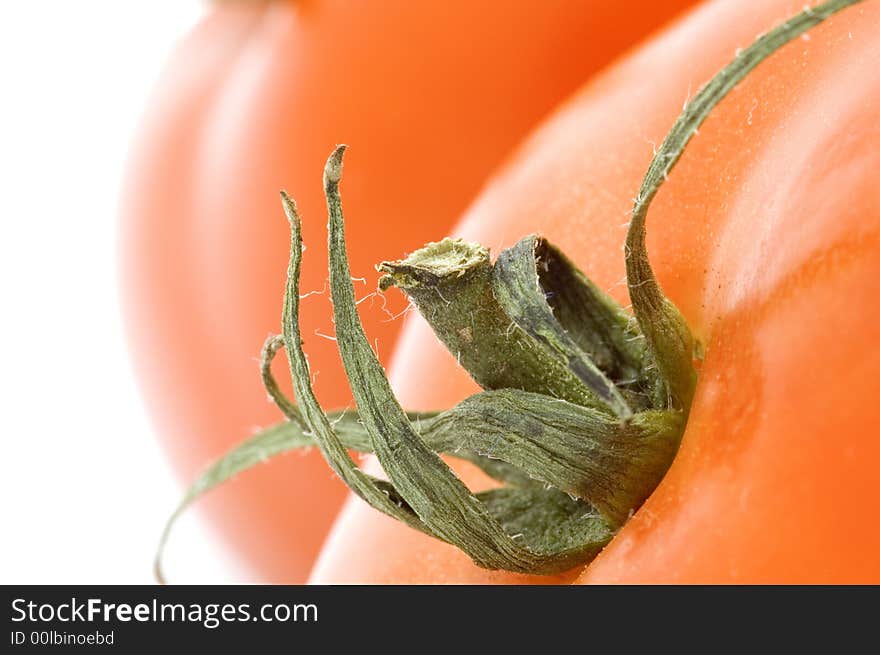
0, 1, 250, 583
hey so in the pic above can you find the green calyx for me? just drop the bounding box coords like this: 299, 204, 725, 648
154, 0, 864, 582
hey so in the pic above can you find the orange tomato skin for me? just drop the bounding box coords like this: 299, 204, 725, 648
120, 1, 697, 582
311, 0, 880, 584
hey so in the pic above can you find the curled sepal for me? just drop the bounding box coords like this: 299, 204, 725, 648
324, 145, 615, 574
259, 334, 306, 428
624, 0, 863, 410
279, 189, 431, 538
378, 238, 612, 413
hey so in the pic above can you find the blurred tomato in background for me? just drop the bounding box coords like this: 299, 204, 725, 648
120, 0, 697, 582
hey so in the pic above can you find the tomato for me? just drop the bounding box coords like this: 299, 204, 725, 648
310, 0, 880, 584
121, 0, 698, 582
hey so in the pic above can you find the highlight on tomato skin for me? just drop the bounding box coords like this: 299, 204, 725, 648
120, 0, 701, 582
310, 0, 880, 584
